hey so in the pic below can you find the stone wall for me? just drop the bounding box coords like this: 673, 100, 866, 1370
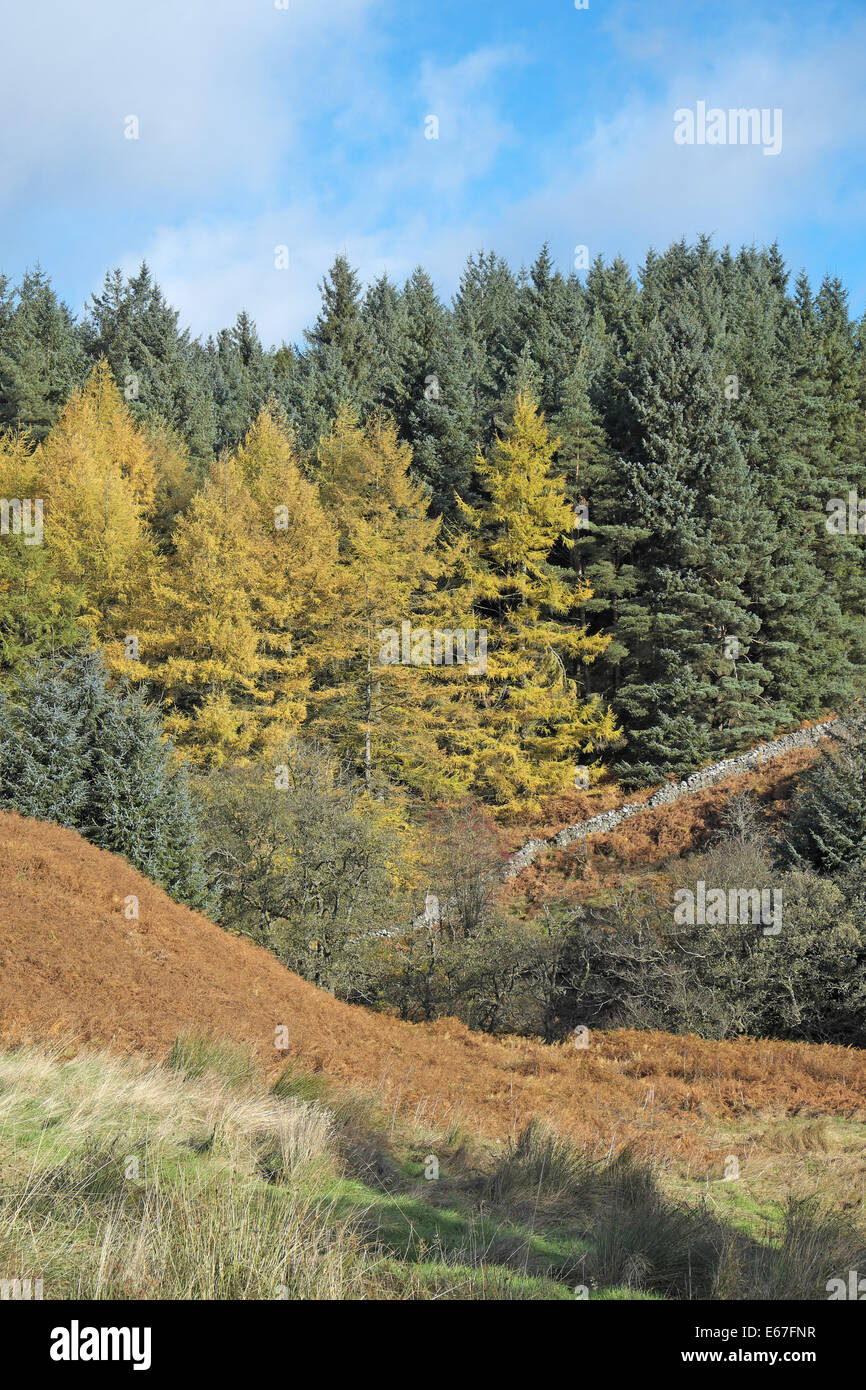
502, 720, 840, 880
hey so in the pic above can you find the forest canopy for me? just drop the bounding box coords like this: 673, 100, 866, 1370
0, 238, 864, 805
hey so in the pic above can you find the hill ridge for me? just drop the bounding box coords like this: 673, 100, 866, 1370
2, 808, 865, 1163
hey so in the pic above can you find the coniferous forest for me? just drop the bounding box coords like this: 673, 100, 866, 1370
2, 242, 864, 802
2, 240, 866, 1050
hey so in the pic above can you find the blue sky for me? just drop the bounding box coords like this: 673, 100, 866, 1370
2, 0, 864, 345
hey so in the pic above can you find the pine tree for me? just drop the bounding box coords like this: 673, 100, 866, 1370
297, 256, 374, 441
583, 253, 641, 455
82, 263, 217, 464
306, 255, 372, 369
503, 245, 582, 419
208, 312, 275, 454
723, 253, 855, 723
555, 360, 648, 701
452, 251, 519, 444
405, 315, 480, 519
0, 656, 91, 825
362, 273, 410, 421
611, 306, 776, 782
399, 267, 446, 414
809, 276, 866, 680
0, 268, 85, 440
87, 680, 211, 907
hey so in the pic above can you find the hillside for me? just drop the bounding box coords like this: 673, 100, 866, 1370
2, 810, 865, 1173
505, 739, 830, 908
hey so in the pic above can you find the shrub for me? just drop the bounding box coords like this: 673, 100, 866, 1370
198, 742, 410, 992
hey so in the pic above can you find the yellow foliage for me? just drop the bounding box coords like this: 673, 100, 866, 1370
308, 409, 479, 797
146, 409, 339, 766
32, 360, 161, 644
457, 391, 618, 815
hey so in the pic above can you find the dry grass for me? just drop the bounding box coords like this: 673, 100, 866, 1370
760, 1117, 837, 1155
0, 1039, 337, 1187
2, 1043, 863, 1302
2, 811, 865, 1173
0, 1042, 374, 1299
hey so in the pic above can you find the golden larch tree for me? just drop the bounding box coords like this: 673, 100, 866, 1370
457, 390, 617, 815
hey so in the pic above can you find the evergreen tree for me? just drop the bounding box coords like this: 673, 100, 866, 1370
306, 255, 372, 369
556, 360, 648, 700
405, 314, 480, 519
612, 306, 776, 782
0, 274, 12, 340
583, 254, 640, 455
399, 266, 446, 411
362, 273, 410, 421
0, 268, 85, 440
724, 254, 857, 722
208, 311, 275, 454
0, 654, 92, 826
82, 263, 216, 464
452, 251, 519, 443
0, 649, 210, 908
297, 255, 374, 441
781, 713, 866, 876
503, 245, 582, 418
809, 276, 866, 678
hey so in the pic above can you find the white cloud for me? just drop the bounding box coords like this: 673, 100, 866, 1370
0, 0, 383, 207
8, 3, 863, 340
473, 28, 866, 283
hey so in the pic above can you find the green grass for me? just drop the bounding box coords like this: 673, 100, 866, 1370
670, 1115, 866, 1242
165, 1030, 261, 1090
0, 1042, 862, 1301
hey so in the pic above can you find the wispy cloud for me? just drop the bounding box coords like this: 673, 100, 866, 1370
2, 0, 863, 340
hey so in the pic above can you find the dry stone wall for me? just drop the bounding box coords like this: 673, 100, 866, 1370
502, 720, 841, 880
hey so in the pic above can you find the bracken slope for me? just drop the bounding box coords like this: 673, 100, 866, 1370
1, 810, 864, 1166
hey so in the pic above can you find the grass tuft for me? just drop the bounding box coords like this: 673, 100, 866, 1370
165, 1031, 260, 1090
